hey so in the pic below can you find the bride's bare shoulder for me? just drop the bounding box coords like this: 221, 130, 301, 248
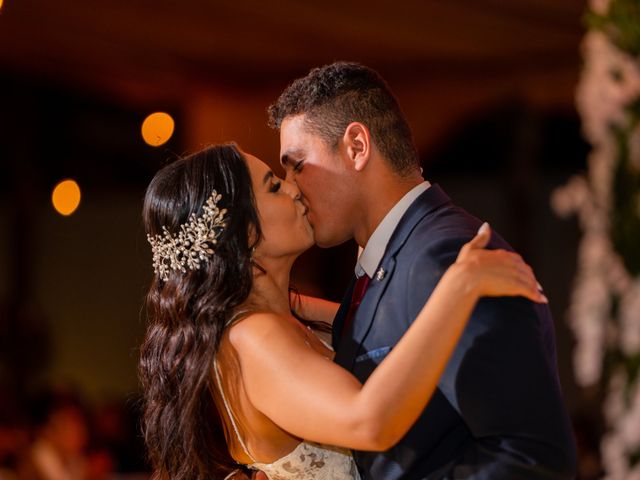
227, 311, 299, 352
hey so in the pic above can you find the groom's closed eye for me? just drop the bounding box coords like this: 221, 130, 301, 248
280, 148, 305, 170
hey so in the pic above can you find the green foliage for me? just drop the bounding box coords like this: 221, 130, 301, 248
588, 0, 640, 55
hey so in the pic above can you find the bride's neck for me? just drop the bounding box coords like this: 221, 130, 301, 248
247, 257, 293, 316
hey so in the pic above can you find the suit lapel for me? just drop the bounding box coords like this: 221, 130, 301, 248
334, 184, 452, 371
383, 184, 451, 260
339, 256, 396, 370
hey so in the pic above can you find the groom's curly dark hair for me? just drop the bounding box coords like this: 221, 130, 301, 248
268, 61, 420, 176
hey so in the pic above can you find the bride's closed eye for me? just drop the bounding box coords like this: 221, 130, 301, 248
269, 180, 282, 193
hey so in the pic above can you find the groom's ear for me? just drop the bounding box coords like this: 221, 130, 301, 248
343, 122, 371, 172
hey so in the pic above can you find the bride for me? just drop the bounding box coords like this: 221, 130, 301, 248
139, 144, 545, 480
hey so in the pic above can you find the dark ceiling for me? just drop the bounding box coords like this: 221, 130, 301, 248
0, 0, 585, 99
0, 0, 588, 193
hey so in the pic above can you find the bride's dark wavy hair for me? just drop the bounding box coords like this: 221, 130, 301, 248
139, 144, 261, 480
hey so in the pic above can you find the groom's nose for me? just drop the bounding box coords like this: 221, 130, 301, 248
283, 165, 296, 183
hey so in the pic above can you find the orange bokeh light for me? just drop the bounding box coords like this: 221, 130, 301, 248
52, 179, 81, 216
141, 112, 174, 147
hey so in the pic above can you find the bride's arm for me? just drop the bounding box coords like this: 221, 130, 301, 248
231, 225, 544, 452
290, 293, 339, 325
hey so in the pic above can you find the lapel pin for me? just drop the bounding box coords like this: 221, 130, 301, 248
375, 267, 386, 281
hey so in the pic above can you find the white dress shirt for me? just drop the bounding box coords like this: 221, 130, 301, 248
355, 181, 430, 278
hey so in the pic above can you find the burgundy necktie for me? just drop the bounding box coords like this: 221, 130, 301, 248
341, 274, 371, 338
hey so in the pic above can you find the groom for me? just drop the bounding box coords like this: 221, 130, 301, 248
268, 62, 577, 479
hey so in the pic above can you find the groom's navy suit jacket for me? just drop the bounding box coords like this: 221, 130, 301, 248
332, 185, 577, 480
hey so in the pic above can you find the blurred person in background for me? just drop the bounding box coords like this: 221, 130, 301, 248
0, 426, 28, 480
0, 394, 29, 480
91, 401, 148, 474
18, 389, 89, 480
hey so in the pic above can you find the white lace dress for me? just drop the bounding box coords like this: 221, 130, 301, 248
214, 357, 360, 480
242, 441, 360, 480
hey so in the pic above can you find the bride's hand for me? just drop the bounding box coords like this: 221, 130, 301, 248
453, 223, 547, 303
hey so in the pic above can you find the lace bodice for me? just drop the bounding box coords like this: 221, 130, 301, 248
247, 441, 360, 480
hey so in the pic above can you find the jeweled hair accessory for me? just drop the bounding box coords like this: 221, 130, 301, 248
147, 190, 227, 281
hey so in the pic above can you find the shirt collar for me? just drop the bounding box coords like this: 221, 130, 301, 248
355, 181, 430, 278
